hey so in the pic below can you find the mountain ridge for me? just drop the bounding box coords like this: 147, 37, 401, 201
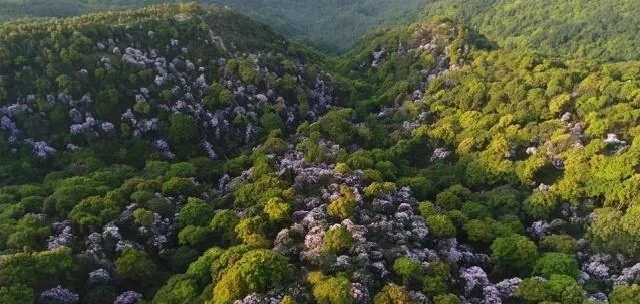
3, 0, 640, 61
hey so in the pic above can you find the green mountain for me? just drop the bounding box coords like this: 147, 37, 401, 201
4, 0, 640, 60
213, 0, 426, 53
0, 0, 427, 53
421, 0, 640, 61
0, 0, 195, 20
0, 2, 335, 184
3, 2, 640, 304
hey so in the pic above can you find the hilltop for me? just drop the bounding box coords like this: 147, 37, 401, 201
421, 0, 640, 61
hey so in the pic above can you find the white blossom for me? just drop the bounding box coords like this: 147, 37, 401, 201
88, 268, 111, 284
482, 285, 502, 304
604, 133, 626, 145
495, 278, 522, 299
101, 122, 115, 133
202, 140, 218, 159
431, 147, 452, 160
461, 266, 490, 294
40, 286, 79, 304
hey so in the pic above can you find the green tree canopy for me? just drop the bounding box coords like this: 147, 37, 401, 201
491, 234, 538, 276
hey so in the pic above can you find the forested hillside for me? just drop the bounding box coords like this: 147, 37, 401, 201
3, 2, 640, 304
5, 0, 640, 59
421, 0, 640, 61
213, 0, 426, 53
0, 0, 426, 53
0, 0, 200, 20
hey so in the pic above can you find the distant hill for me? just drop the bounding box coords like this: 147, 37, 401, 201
3, 0, 640, 60
0, 0, 195, 20
0, 0, 427, 53
213, 0, 427, 53
421, 0, 640, 61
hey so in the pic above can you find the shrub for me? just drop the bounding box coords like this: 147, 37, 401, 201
327, 186, 357, 219
212, 249, 292, 304
392, 257, 424, 285
426, 215, 456, 238
540, 234, 578, 254
323, 226, 354, 254
263, 197, 292, 222
533, 252, 580, 279
491, 234, 538, 276
373, 284, 415, 304
312, 276, 352, 304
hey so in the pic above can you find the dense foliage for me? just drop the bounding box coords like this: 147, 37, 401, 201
0, 0, 426, 54
421, 0, 640, 61
2, 2, 640, 304
213, 0, 425, 53
0, 0, 214, 21
5, 0, 640, 60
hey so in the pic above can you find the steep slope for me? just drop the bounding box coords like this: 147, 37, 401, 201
0, 3, 338, 184
335, 18, 494, 118
317, 15, 640, 303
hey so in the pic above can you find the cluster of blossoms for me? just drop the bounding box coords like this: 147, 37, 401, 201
256, 138, 492, 302
234, 294, 272, 304
88, 268, 112, 285
604, 133, 626, 146
460, 266, 490, 294
350, 282, 370, 303
152, 139, 170, 151
0, 115, 18, 135
137, 118, 160, 134
69, 113, 97, 136
78, 197, 178, 277
121, 47, 154, 69
431, 147, 452, 161
614, 263, 640, 285
121, 109, 136, 123
152, 139, 175, 159
482, 285, 502, 304
527, 220, 554, 239
101, 122, 115, 133
85, 232, 104, 260
582, 256, 611, 279
137, 208, 175, 251
84, 221, 125, 260
47, 222, 73, 250
114, 291, 143, 304
69, 108, 83, 123
21, 138, 56, 159
3, 27, 338, 165
39, 286, 79, 304
202, 140, 218, 159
